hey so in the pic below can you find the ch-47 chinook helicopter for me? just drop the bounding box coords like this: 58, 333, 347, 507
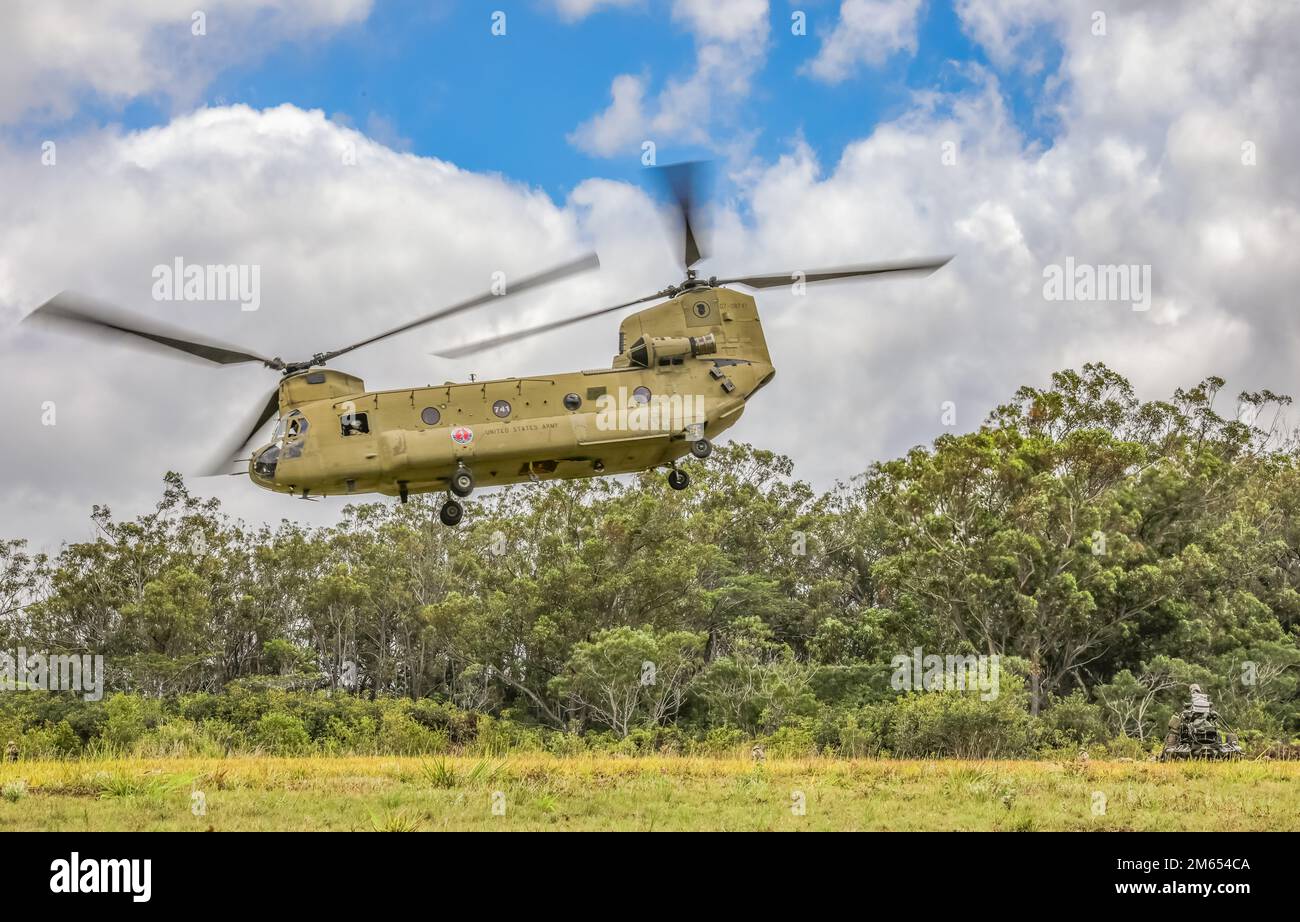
25, 163, 950, 526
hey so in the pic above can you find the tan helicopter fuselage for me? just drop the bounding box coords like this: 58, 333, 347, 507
248, 286, 775, 498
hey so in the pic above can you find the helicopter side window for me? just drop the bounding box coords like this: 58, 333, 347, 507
286, 414, 309, 439
341, 412, 370, 436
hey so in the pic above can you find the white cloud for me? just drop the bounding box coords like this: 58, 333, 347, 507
803, 0, 925, 84
568, 0, 770, 157
566, 74, 653, 158
0, 0, 371, 124
726, 0, 1299, 476
552, 0, 643, 22
0, 105, 629, 548
671, 0, 769, 44
952, 0, 1056, 69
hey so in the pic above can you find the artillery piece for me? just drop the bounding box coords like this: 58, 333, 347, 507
1159, 684, 1242, 761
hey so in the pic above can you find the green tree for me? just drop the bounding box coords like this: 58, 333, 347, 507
549, 626, 706, 737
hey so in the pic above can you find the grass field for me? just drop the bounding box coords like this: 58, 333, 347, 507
1, 755, 1296, 831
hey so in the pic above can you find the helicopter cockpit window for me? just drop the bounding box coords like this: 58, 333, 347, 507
271, 417, 287, 443
279, 411, 310, 458
341, 412, 370, 436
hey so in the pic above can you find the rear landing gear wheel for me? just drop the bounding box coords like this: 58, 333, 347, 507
451, 467, 474, 498
439, 499, 464, 526
668, 469, 690, 491
690, 438, 712, 460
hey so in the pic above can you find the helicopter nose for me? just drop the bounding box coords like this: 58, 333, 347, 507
251, 444, 280, 481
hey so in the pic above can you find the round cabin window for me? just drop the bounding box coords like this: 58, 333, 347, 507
492, 399, 512, 418
632, 386, 652, 405
563, 393, 582, 411
693, 301, 710, 318
421, 407, 441, 426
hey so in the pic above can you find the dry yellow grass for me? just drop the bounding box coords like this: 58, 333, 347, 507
1, 754, 1295, 831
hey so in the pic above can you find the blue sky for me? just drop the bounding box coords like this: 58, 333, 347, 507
26, 1, 1060, 200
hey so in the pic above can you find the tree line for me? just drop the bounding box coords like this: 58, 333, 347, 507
2, 363, 1297, 758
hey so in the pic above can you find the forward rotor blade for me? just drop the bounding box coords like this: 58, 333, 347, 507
25, 292, 281, 368
319, 252, 600, 363
714, 255, 953, 289
433, 291, 664, 359
650, 161, 711, 270
201, 387, 281, 476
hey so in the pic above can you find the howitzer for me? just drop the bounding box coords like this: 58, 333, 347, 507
1159, 684, 1242, 761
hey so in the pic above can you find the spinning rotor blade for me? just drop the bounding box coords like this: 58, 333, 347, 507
201, 386, 281, 476
650, 161, 711, 270
433, 291, 664, 359
26, 292, 281, 368
433, 256, 953, 358
714, 255, 953, 290
318, 252, 600, 364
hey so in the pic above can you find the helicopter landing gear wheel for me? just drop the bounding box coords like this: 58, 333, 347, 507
690, 438, 712, 460
667, 468, 690, 491
439, 499, 464, 527
451, 466, 474, 498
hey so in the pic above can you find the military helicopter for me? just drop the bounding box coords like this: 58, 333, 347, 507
24, 163, 950, 526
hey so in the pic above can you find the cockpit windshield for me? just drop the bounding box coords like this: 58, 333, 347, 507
271, 411, 309, 446
253, 444, 280, 479
262, 411, 310, 470
278, 411, 309, 459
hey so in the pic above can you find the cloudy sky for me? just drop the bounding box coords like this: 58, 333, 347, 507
1, 0, 1297, 551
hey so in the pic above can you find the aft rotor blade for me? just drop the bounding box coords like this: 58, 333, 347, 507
201, 387, 281, 476
319, 252, 600, 363
433, 291, 664, 359
714, 255, 953, 289
650, 161, 710, 270
26, 292, 281, 368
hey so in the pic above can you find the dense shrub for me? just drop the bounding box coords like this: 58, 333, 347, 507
134, 718, 221, 758
813, 706, 890, 757
761, 723, 819, 758
17, 719, 81, 758
103, 694, 152, 751
689, 727, 748, 756
251, 712, 312, 755
1040, 691, 1108, 747
889, 680, 1039, 758
377, 705, 449, 755
0, 678, 1284, 760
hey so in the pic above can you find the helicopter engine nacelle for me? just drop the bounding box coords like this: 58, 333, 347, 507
628, 333, 716, 367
